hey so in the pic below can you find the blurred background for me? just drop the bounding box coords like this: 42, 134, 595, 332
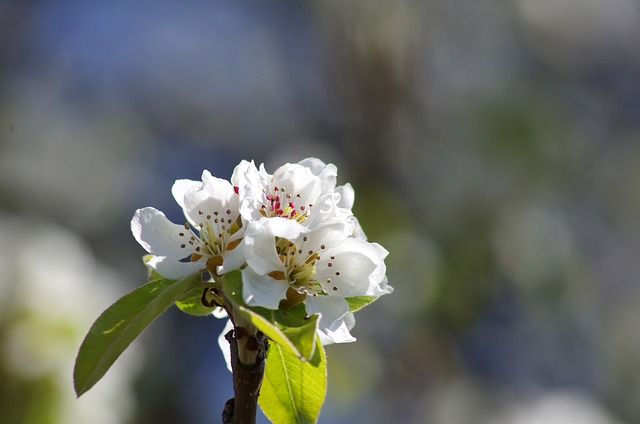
1, 1, 640, 423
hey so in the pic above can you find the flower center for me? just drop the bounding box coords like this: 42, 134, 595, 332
177, 209, 241, 265
259, 186, 313, 222
272, 236, 330, 298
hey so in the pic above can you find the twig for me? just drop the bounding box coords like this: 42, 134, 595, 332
222, 329, 268, 424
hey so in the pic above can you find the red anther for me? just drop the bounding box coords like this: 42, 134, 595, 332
233, 186, 239, 194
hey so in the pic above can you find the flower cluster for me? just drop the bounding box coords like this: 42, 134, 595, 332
131, 158, 391, 344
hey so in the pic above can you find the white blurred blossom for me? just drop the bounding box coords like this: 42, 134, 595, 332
0, 216, 141, 424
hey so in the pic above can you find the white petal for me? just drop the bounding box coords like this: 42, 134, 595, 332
317, 238, 384, 297
348, 215, 368, 240
131, 207, 195, 257
297, 157, 327, 175
317, 318, 356, 345
218, 242, 245, 274
305, 295, 349, 331
335, 183, 355, 210
298, 220, 348, 254
304, 193, 350, 229
243, 218, 306, 276
231, 160, 260, 189
369, 275, 394, 296
202, 171, 238, 210
271, 164, 322, 209
212, 307, 228, 319
241, 267, 289, 309
171, 178, 202, 225
146, 255, 202, 279
236, 161, 269, 223
183, 174, 237, 225
371, 242, 389, 260
298, 158, 337, 194
367, 242, 390, 295
218, 319, 234, 372
307, 297, 356, 345
264, 216, 309, 240
343, 311, 356, 331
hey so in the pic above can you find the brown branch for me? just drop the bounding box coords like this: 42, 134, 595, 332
222, 329, 268, 424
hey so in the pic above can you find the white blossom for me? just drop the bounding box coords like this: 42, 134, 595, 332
131, 170, 244, 279
132, 158, 392, 348
233, 159, 361, 235
226, 217, 390, 344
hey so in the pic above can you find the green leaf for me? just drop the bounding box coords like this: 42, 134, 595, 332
259, 339, 327, 424
73, 272, 202, 397
238, 306, 319, 360
345, 295, 378, 313
175, 288, 219, 316
222, 271, 319, 360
